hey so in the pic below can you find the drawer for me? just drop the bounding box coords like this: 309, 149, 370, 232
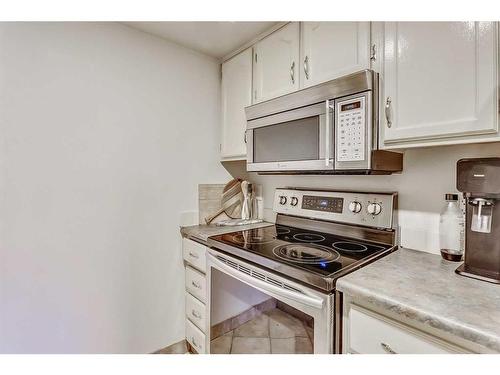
186, 292, 207, 333
348, 305, 462, 354
186, 319, 206, 354
185, 266, 207, 303
182, 238, 207, 272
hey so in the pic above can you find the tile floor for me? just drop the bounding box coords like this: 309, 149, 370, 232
210, 308, 314, 354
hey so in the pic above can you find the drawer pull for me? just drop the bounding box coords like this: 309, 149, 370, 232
191, 337, 200, 349
191, 281, 201, 289
191, 309, 202, 319
188, 251, 199, 259
381, 342, 397, 354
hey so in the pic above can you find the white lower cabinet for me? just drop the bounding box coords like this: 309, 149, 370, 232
182, 238, 208, 353
185, 266, 207, 303
186, 319, 206, 354
182, 237, 207, 273
343, 303, 469, 354
186, 292, 207, 332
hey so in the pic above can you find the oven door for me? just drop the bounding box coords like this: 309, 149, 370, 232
206, 249, 334, 354
246, 101, 334, 172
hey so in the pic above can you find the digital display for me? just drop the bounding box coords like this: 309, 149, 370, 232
302, 195, 343, 213
341, 101, 361, 111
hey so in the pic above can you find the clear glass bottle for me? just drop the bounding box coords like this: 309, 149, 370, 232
439, 193, 465, 261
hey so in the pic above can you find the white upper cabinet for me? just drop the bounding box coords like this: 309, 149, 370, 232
300, 22, 371, 88
253, 22, 300, 103
380, 22, 499, 148
221, 48, 253, 160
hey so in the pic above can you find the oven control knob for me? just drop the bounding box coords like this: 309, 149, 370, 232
367, 202, 382, 216
279, 196, 287, 205
348, 201, 362, 213
290, 197, 299, 207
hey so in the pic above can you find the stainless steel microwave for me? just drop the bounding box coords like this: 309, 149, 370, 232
244, 70, 402, 174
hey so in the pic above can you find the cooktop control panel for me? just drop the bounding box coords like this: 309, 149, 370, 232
302, 195, 344, 214
273, 188, 396, 229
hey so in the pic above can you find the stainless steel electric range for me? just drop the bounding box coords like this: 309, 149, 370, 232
206, 188, 398, 354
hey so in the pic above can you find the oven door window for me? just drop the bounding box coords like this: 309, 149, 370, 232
253, 116, 320, 163
210, 268, 314, 354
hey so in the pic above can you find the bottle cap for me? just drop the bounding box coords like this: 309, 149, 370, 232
445, 193, 459, 201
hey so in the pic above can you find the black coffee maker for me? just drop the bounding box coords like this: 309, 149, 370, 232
456, 158, 500, 284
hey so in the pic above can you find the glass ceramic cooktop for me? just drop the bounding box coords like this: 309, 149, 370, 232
209, 224, 391, 277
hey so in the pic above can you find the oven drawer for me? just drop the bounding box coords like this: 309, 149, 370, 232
182, 238, 207, 273
185, 292, 206, 333
185, 266, 207, 303
347, 305, 463, 354
186, 319, 206, 354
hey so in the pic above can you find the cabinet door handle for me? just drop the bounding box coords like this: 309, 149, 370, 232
244, 130, 247, 144
370, 44, 377, 61
191, 281, 201, 289
304, 56, 309, 80
188, 251, 199, 259
385, 97, 393, 128
380, 342, 397, 354
290, 61, 295, 84
191, 309, 202, 319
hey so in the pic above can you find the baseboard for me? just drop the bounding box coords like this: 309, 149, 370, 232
153, 339, 188, 354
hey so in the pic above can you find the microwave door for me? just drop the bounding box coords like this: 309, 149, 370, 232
246, 101, 333, 172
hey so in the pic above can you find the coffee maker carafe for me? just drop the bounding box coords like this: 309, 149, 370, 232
456, 158, 500, 284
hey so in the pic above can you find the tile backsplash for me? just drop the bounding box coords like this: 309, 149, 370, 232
198, 184, 226, 224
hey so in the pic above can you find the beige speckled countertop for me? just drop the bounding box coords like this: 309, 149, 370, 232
337, 248, 500, 353
180, 221, 274, 245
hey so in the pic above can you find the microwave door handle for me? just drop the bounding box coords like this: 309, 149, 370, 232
325, 100, 332, 167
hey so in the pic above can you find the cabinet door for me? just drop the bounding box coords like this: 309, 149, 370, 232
221, 48, 253, 160
300, 22, 371, 88
253, 22, 300, 103
381, 22, 499, 147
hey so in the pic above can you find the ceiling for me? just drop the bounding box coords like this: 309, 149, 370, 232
123, 22, 278, 59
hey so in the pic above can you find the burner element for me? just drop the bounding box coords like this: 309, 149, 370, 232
332, 241, 368, 253
273, 244, 340, 264
293, 233, 326, 243
275, 226, 291, 235
232, 234, 275, 245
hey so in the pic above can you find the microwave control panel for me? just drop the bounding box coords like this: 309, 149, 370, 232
336, 96, 366, 163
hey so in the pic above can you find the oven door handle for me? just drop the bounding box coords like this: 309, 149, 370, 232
208, 252, 324, 310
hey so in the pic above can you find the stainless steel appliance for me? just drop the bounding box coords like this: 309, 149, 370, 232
244, 70, 403, 174
456, 158, 500, 284
207, 188, 398, 353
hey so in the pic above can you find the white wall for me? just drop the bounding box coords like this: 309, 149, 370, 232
251, 143, 500, 254
0, 22, 229, 353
